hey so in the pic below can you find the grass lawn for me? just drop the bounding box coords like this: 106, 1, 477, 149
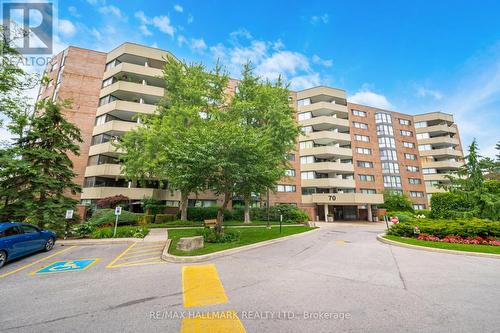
146, 220, 301, 229
384, 235, 500, 255
168, 226, 315, 256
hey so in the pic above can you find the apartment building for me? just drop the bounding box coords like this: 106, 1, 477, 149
37, 42, 463, 221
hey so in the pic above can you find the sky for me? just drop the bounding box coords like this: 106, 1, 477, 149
2, 0, 500, 157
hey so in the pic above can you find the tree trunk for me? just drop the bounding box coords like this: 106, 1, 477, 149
180, 192, 188, 221
216, 191, 231, 233
243, 194, 251, 224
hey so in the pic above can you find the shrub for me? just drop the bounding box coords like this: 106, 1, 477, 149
91, 226, 149, 239
186, 206, 232, 221
139, 215, 155, 225
86, 208, 142, 227
380, 190, 414, 212
155, 214, 177, 223
414, 209, 431, 217
429, 192, 471, 219
387, 218, 500, 238
197, 228, 241, 243
271, 204, 309, 223
386, 211, 414, 222
73, 222, 95, 237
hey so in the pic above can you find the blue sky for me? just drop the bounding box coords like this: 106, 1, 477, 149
5, 0, 500, 157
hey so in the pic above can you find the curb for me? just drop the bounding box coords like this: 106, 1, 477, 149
58, 237, 144, 246
377, 234, 500, 259
161, 227, 321, 263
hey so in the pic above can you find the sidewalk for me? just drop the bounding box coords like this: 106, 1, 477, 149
58, 228, 169, 246
143, 228, 168, 242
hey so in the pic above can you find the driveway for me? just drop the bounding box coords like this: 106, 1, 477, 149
0, 222, 499, 332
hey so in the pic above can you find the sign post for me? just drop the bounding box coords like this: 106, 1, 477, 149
113, 206, 122, 238
279, 214, 283, 233
64, 210, 74, 240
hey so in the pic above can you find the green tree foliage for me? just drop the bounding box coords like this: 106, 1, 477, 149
379, 190, 414, 212
0, 100, 82, 227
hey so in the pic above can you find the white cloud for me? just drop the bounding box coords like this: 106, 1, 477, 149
174, 4, 184, 13
311, 14, 329, 25
58, 19, 76, 38
416, 87, 443, 100
135, 11, 149, 24
189, 38, 207, 52
256, 51, 310, 80
177, 35, 187, 46
349, 88, 394, 109
98, 5, 126, 20
134, 12, 175, 37
312, 54, 333, 67
187, 14, 194, 24
151, 42, 159, 48
68, 6, 80, 18
289, 73, 321, 90
139, 24, 152, 36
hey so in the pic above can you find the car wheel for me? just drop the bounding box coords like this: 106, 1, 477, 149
44, 237, 55, 252
0, 251, 7, 268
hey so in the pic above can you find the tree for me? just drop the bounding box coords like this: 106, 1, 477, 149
379, 190, 414, 212
228, 64, 300, 223
0, 100, 82, 227
96, 195, 130, 209
118, 57, 229, 220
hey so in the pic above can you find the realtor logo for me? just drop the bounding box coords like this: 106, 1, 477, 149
2, 1, 53, 54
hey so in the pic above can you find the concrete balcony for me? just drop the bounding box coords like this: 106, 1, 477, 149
420, 148, 462, 158
88, 142, 123, 156
300, 145, 353, 158
415, 124, 457, 134
423, 173, 452, 182
84, 164, 122, 177
107, 42, 172, 64
297, 86, 347, 101
301, 178, 356, 188
422, 160, 463, 170
302, 193, 384, 205
92, 120, 138, 136
425, 185, 447, 194
103, 62, 163, 81
414, 112, 454, 124
301, 162, 354, 174
417, 136, 459, 147
96, 100, 157, 117
298, 101, 348, 117
300, 116, 350, 130
299, 130, 351, 145
100, 81, 164, 99
81, 187, 180, 200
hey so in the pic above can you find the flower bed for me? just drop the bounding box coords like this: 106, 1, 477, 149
417, 233, 500, 246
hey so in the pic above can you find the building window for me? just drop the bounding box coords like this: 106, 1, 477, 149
375, 112, 392, 124
301, 126, 313, 134
383, 175, 402, 188
410, 191, 424, 198
102, 77, 115, 88
299, 141, 314, 149
99, 95, 117, 106
415, 121, 427, 128
356, 147, 372, 155
416, 133, 430, 140
298, 112, 312, 121
399, 119, 411, 126
277, 184, 296, 192
425, 180, 439, 188
297, 98, 311, 107
355, 134, 370, 142
380, 149, 398, 161
418, 144, 432, 151
301, 171, 315, 180
376, 124, 394, 136
406, 165, 419, 172
352, 109, 366, 117
378, 137, 396, 148
405, 153, 417, 160
285, 169, 296, 177
353, 121, 368, 129
400, 130, 413, 137
166, 200, 180, 207
302, 187, 316, 195
359, 174, 375, 182
402, 141, 415, 148
381, 162, 400, 174
300, 156, 314, 164
286, 154, 295, 161
357, 161, 374, 168
360, 188, 376, 194
422, 168, 437, 174
189, 199, 217, 207
408, 178, 422, 184
413, 204, 425, 210
105, 59, 121, 71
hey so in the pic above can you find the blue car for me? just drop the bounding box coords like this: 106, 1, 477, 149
0, 222, 57, 268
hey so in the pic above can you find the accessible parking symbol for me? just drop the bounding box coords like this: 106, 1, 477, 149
34, 259, 99, 275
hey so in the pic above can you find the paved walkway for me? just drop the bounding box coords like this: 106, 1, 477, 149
143, 228, 168, 242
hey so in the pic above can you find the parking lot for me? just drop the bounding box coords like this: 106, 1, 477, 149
1, 223, 499, 333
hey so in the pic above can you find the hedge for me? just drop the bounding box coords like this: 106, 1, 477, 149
87, 208, 143, 227
387, 218, 500, 238
155, 214, 177, 223
139, 215, 155, 225
429, 192, 473, 219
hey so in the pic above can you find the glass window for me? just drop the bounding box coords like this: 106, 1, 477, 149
301, 126, 313, 134
297, 98, 311, 107
408, 178, 422, 184
277, 185, 296, 192
300, 156, 314, 164
360, 188, 376, 194
406, 165, 419, 172
402, 141, 415, 148
422, 168, 437, 174
359, 174, 375, 182
352, 109, 367, 117
413, 204, 425, 210
20, 225, 39, 233
102, 77, 115, 88
99, 95, 117, 106
355, 134, 370, 142
399, 119, 411, 126
415, 121, 427, 128
357, 161, 374, 168
300, 141, 314, 149
418, 144, 432, 151
356, 147, 372, 155
301, 171, 315, 180
382, 162, 400, 174
375, 112, 392, 124
400, 130, 412, 137
3, 226, 21, 237
286, 154, 295, 161
380, 149, 398, 161
302, 187, 316, 195
416, 133, 430, 140
353, 121, 368, 129
378, 137, 396, 148
383, 175, 402, 188
285, 169, 296, 177
405, 153, 417, 160
376, 124, 394, 136
410, 191, 424, 198
298, 112, 312, 121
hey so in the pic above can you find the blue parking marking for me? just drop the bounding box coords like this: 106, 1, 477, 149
33, 259, 99, 275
